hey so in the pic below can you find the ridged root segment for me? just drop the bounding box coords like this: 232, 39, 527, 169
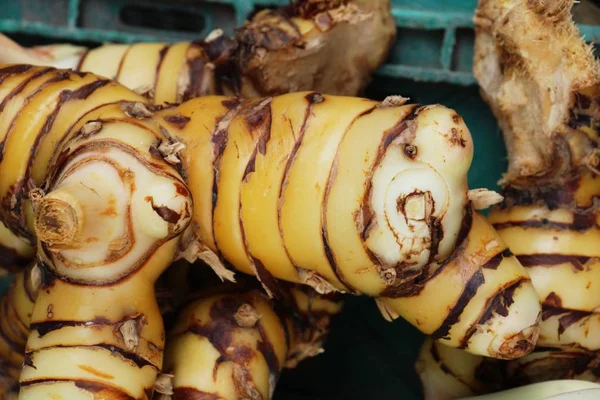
473, 0, 600, 188
381, 209, 541, 359
0, 263, 40, 377
162, 284, 342, 400
415, 338, 600, 400
482, 169, 600, 386
415, 337, 505, 400
0, 221, 33, 275
3, 0, 395, 103
0, 67, 193, 399
504, 347, 600, 386
0, 263, 39, 399
158, 94, 473, 300
416, 169, 600, 394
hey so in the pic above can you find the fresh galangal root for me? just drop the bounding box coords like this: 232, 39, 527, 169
0, 0, 396, 104
0, 65, 540, 398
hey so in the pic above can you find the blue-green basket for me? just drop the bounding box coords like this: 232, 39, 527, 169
1, 1, 599, 399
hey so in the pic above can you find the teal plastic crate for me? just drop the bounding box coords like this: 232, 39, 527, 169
1, 1, 599, 399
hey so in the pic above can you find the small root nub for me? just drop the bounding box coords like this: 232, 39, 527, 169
196, 250, 236, 282
379, 96, 410, 108
121, 101, 153, 119
235, 304, 260, 328
380, 268, 397, 285
468, 188, 504, 210
297, 269, 339, 294
79, 121, 103, 138
28, 188, 45, 211
158, 139, 186, 165
375, 299, 400, 322
154, 373, 174, 396
119, 319, 140, 352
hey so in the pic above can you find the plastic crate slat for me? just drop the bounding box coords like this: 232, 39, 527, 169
67, 0, 80, 28
376, 64, 476, 86
392, 8, 474, 29
0, 19, 169, 43
579, 24, 600, 42
440, 28, 456, 71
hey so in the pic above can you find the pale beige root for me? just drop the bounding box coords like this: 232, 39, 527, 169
0, 0, 395, 104
235, 0, 396, 97
416, 337, 503, 400
473, 0, 600, 188
0, 66, 192, 399
161, 283, 343, 399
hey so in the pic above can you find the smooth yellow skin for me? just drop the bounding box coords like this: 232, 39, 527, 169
213, 99, 273, 276
278, 96, 377, 291
154, 42, 190, 104
156, 97, 232, 255
78, 43, 129, 79
238, 95, 317, 284
115, 43, 167, 93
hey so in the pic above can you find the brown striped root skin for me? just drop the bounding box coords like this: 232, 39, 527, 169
160, 285, 343, 399
430, 0, 600, 396
0, 0, 395, 104
415, 170, 600, 396
0, 66, 192, 399
488, 169, 600, 379
415, 340, 600, 399
381, 210, 541, 359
